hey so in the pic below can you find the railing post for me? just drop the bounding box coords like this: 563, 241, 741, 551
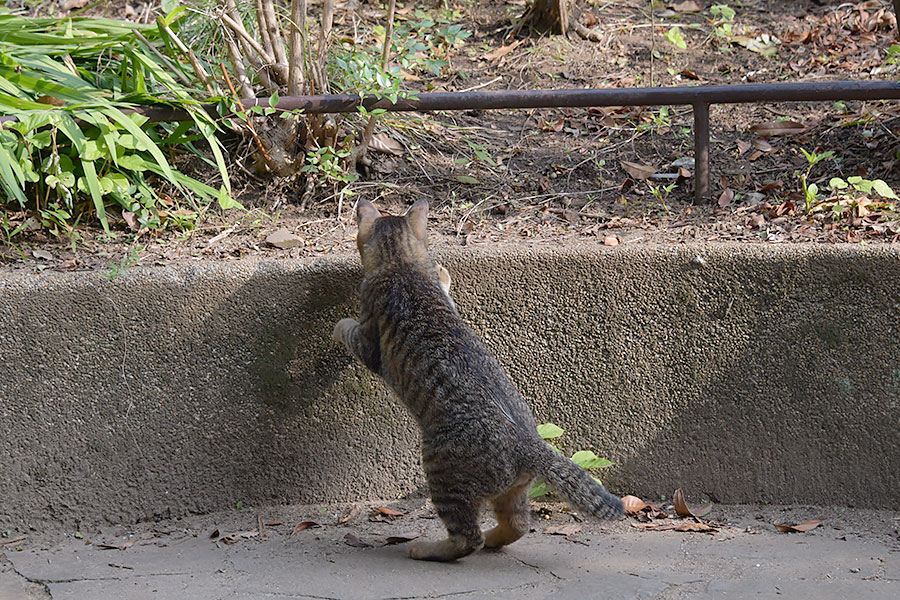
693, 102, 710, 203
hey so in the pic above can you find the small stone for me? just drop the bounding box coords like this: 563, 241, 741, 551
265, 228, 303, 249
850, 567, 860, 573
603, 235, 619, 247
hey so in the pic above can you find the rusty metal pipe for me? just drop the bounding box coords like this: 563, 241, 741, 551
239, 80, 900, 113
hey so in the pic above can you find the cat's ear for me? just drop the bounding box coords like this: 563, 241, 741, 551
356, 199, 380, 243
404, 199, 429, 242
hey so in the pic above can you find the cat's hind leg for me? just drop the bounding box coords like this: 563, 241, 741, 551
484, 475, 533, 548
409, 494, 483, 561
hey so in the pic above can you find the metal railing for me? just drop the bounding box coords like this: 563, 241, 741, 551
120, 80, 900, 201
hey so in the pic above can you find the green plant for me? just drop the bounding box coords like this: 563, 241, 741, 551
529, 423, 613, 499
638, 106, 673, 134
797, 148, 836, 213
107, 244, 143, 280
709, 4, 736, 46
649, 182, 676, 215
818, 176, 899, 220
0, 10, 232, 236
301, 143, 357, 186
665, 26, 687, 50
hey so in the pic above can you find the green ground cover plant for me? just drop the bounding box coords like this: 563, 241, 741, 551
0, 9, 231, 240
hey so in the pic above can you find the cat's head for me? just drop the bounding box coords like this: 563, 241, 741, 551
355, 199, 430, 272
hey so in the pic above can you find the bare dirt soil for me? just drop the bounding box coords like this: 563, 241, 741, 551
3, 0, 900, 273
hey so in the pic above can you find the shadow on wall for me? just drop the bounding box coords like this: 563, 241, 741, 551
609, 251, 900, 508
191, 261, 422, 512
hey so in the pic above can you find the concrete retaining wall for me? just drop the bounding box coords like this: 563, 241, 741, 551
1, 244, 898, 528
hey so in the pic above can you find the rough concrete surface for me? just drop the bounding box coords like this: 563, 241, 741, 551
1, 500, 898, 600
1, 244, 899, 530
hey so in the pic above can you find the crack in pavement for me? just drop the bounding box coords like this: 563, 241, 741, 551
17, 571, 193, 585
500, 552, 564, 581
2, 552, 51, 600
376, 581, 539, 600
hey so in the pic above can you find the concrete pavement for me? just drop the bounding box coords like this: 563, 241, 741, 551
2, 501, 897, 599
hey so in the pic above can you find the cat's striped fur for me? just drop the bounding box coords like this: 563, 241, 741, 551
333, 199, 623, 561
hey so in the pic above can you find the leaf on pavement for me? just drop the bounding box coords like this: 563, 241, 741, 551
384, 532, 420, 545
290, 521, 320, 536
674, 488, 713, 518
344, 533, 372, 548
774, 519, 823, 533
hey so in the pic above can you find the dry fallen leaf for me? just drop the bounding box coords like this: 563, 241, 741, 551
749, 213, 766, 229
343, 533, 372, 548
621, 160, 657, 180
774, 519, 823, 533
483, 39, 523, 62
673, 488, 713, 518
674, 522, 718, 533
212, 530, 260, 544
718, 189, 735, 208
370, 133, 404, 156
339, 505, 360, 524
122, 210, 137, 230
736, 139, 752, 155
630, 521, 717, 533
383, 532, 420, 545
94, 539, 135, 551
0, 535, 26, 546
544, 523, 583, 536
749, 120, 805, 137
621, 495, 651, 515
375, 506, 406, 517
290, 521, 320, 536
370, 506, 407, 522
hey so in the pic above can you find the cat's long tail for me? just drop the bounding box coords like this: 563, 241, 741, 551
531, 443, 624, 519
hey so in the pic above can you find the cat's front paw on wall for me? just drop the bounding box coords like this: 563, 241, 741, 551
332, 318, 359, 346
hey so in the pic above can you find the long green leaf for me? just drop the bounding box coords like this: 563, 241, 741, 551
81, 160, 108, 233
101, 106, 178, 186
0, 143, 27, 206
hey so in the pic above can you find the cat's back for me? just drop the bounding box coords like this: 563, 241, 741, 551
363, 264, 535, 434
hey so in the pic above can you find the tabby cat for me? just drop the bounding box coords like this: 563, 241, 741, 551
333, 199, 623, 561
